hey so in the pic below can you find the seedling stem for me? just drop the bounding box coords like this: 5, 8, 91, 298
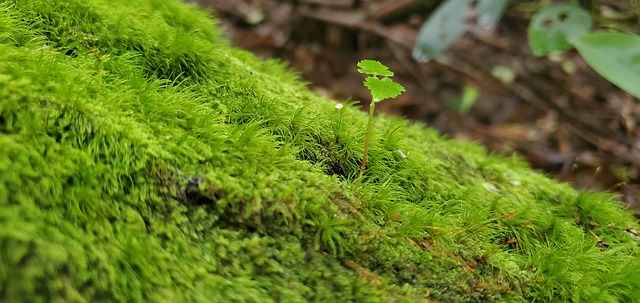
356, 60, 405, 174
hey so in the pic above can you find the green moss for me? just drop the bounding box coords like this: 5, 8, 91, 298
1, 0, 640, 302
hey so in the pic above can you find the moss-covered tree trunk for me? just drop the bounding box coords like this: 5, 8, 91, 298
1, 0, 639, 302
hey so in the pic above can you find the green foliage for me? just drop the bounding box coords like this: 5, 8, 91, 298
357, 60, 405, 102
451, 85, 480, 113
357, 59, 405, 172
1, 0, 640, 302
356, 59, 394, 77
413, 0, 640, 100
413, 0, 508, 63
314, 216, 352, 255
476, 0, 509, 28
528, 4, 592, 56
362, 78, 405, 103
572, 32, 640, 99
527, 2, 640, 100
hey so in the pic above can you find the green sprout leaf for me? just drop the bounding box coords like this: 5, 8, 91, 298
364, 77, 405, 102
357, 59, 394, 77
356, 59, 405, 173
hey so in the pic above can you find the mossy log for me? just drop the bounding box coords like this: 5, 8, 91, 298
1, 0, 639, 302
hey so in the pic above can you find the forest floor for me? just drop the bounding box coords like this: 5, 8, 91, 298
193, 0, 640, 213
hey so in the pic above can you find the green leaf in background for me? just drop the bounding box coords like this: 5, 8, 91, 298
451, 85, 480, 113
357, 59, 394, 77
413, 0, 471, 63
476, 0, 509, 29
572, 32, 640, 99
363, 77, 405, 102
412, 0, 510, 63
528, 4, 592, 56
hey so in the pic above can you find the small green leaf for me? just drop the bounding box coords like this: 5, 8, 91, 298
451, 85, 480, 113
572, 32, 640, 99
528, 4, 592, 56
357, 60, 394, 77
364, 77, 405, 102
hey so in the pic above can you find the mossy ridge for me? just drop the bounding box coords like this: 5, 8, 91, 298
0, 0, 639, 302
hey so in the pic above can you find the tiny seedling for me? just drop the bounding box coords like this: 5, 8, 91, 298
357, 60, 405, 173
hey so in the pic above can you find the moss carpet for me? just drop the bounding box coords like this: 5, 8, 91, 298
1, 0, 640, 302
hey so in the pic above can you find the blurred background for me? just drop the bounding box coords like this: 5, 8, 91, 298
186, 0, 640, 214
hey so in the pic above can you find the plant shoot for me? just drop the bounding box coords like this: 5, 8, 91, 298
357, 60, 405, 173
